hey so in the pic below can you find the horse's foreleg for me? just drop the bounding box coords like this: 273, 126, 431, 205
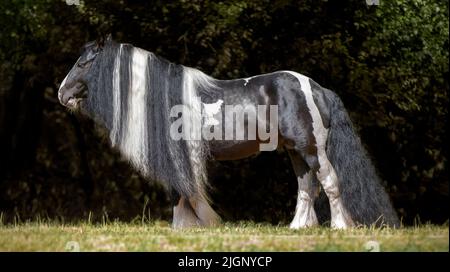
288, 150, 319, 229
173, 196, 201, 228
172, 194, 221, 229
188, 195, 221, 227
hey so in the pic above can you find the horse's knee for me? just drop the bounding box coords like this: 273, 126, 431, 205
320, 173, 341, 200
300, 149, 340, 198
316, 161, 341, 200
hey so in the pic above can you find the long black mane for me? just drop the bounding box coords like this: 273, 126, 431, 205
82, 40, 210, 199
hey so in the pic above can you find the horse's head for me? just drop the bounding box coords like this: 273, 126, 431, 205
58, 35, 111, 109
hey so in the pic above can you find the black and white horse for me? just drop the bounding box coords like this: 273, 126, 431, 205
58, 36, 399, 229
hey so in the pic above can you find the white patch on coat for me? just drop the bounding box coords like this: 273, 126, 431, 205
285, 71, 354, 229
243, 75, 257, 86
121, 47, 150, 175
202, 99, 223, 126
110, 44, 123, 146
284, 71, 328, 147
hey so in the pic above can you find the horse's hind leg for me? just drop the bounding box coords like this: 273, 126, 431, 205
313, 147, 355, 229
287, 149, 319, 228
281, 123, 354, 229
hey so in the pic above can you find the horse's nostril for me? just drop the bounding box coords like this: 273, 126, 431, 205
64, 96, 74, 105
81, 89, 88, 98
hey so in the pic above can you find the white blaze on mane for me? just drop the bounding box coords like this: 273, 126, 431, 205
110, 44, 123, 146
120, 47, 150, 175
182, 67, 216, 198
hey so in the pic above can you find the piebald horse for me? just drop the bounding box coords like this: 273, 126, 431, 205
58, 36, 399, 229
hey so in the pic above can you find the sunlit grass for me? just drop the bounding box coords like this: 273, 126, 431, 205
0, 218, 447, 252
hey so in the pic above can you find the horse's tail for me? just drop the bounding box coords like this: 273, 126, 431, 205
325, 89, 400, 227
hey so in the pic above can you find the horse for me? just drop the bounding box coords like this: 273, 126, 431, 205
58, 35, 399, 229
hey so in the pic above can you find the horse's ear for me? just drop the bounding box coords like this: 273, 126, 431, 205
105, 33, 112, 42
96, 36, 105, 49
96, 33, 112, 48
96, 34, 113, 49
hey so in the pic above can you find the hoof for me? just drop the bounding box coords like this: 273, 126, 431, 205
172, 196, 221, 229
330, 199, 355, 229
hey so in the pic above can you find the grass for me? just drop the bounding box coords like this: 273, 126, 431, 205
0, 220, 448, 252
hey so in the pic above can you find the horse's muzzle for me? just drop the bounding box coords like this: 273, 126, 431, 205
58, 82, 87, 108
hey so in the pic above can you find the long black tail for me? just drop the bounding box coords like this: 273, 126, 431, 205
325, 90, 399, 227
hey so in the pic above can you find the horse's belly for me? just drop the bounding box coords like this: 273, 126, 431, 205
209, 140, 261, 160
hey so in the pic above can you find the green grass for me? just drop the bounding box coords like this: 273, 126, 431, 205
0, 221, 447, 252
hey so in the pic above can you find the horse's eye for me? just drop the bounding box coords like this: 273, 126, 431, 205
77, 61, 87, 68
